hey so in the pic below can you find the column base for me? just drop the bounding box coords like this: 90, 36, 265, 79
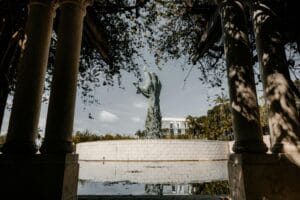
1, 140, 38, 154
40, 140, 74, 153
271, 141, 300, 153
271, 142, 283, 153
0, 153, 79, 200
228, 153, 300, 200
232, 139, 268, 153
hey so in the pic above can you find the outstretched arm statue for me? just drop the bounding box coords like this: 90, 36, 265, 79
133, 67, 162, 138
133, 70, 152, 98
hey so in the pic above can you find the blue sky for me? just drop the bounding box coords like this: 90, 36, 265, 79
1, 56, 226, 136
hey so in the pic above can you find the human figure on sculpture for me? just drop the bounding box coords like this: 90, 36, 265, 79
133, 67, 162, 139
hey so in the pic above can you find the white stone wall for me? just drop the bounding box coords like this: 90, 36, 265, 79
76, 139, 230, 161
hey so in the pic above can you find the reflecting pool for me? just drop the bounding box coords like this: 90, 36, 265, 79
77, 160, 228, 195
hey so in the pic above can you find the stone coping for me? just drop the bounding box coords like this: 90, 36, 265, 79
77, 139, 230, 144
77, 195, 230, 200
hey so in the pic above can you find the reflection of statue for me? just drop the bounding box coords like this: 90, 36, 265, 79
133, 67, 162, 138
145, 184, 163, 195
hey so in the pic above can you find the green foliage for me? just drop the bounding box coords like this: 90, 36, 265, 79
186, 115, 206, 139
174, 134, 190, 139
72, 130, 134, 144
145, 1, 226, 88
185, 94, 270, 140
186, 100, 232, 140
2, 0, 300, 106
136, 128, 191, 139
191, 180, 230, 195
134, 129, 146, 139
205, 103, 232, 140
161, 128, 170, 138
144, 1, 300, 88
0, 0, 153, 104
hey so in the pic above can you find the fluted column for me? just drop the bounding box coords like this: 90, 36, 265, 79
40, 0, 92, 153
216, 0, 267, 153
251, 0, 300, 153
1, 0, 56, 154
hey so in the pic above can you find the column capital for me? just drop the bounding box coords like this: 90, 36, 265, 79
29, 0, 58, 10
58, 0, 93, 10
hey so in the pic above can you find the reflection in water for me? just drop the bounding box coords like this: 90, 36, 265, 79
144, 184, 194, 196
78, 161, 228, 195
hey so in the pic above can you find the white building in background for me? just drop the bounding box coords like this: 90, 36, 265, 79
161, 117, 187, 136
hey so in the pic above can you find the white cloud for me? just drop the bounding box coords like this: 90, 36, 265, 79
133, 102, 147, 109
131, 116, 143, 123
98, 111, 119, 123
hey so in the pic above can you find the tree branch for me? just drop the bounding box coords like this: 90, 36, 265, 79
94, 0, 150, 14
83, 8, 112, 65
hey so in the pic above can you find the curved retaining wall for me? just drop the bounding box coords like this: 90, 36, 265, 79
76, 140, 230, 161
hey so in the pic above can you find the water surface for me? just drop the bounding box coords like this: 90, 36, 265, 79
78, 160, 228, 195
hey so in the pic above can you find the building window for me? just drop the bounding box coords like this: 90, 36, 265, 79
172, 185, 176, 192
170, 123, 174, 135
170, 128, 174, 135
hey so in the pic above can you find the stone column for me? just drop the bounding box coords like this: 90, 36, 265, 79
251, 0, 300, 153
40, 0, 92, 153
216, 0, 267, 153
1, 0, 56, 154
